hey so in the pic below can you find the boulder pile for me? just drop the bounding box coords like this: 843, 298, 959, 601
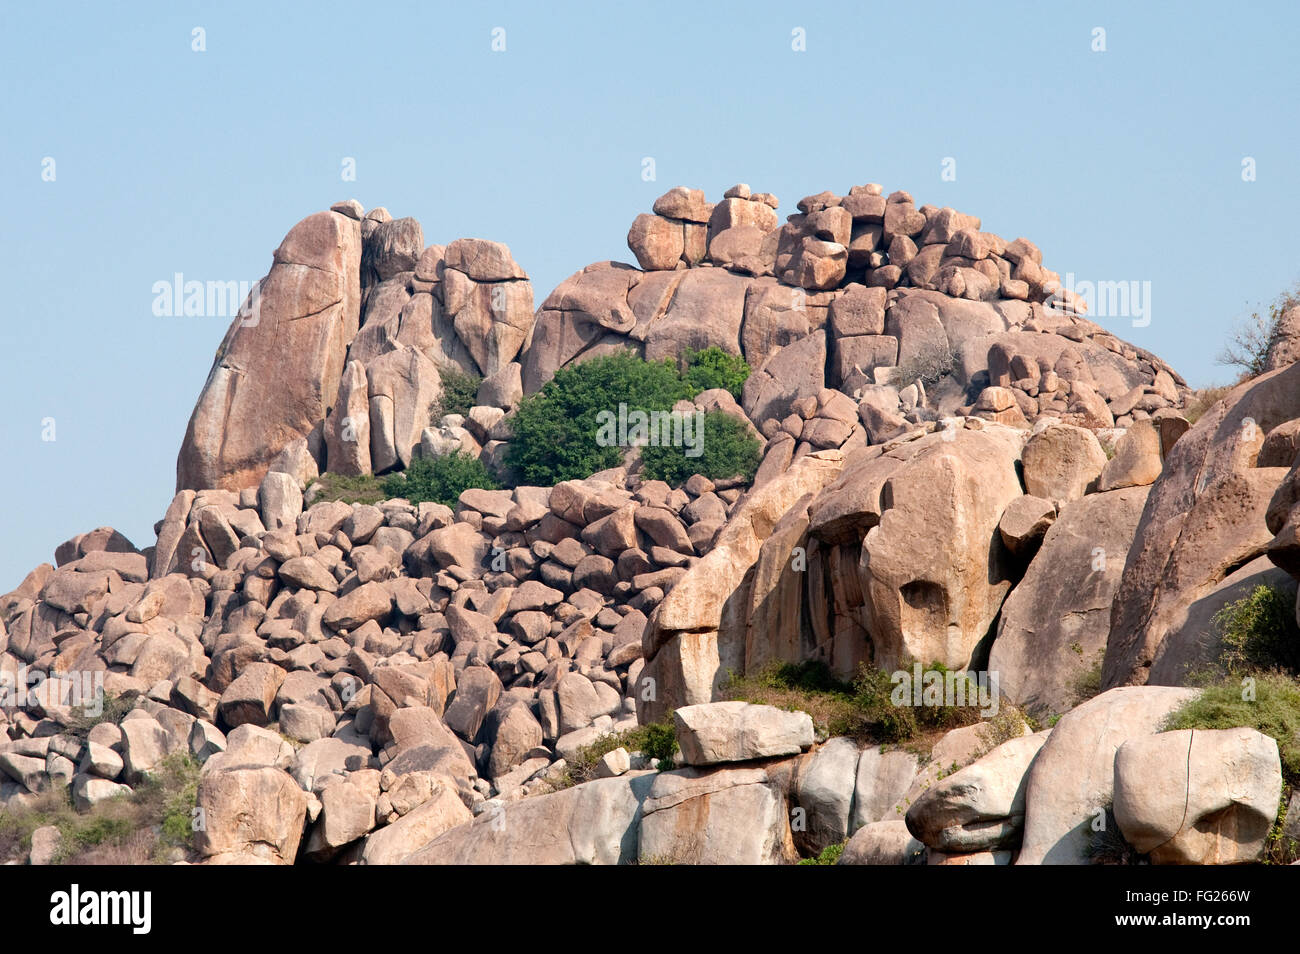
6, 178, 1298, 866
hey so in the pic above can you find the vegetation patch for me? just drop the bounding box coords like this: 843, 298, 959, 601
62, 692, 134, 739
558, 720, 678, 788
682, 346, 751, 399
1071, 650, 1106, 707
1214, 584, 1300, 676
1217, 280, 1300, 380
1265, 792, 1298, 865
1182, 385, 1231, 425
797, 840, 846, 865
381, 451, 500, 508
720, 660, 984, 746
1162, 672, 1300, 787
306, 472, 389, 506
1085, 803, 1144, 865
505, 351, 697, 486
639, 410, 761, 485
429, 367, 483, 423
893, 343, 959, 390
0, 752, 202, 865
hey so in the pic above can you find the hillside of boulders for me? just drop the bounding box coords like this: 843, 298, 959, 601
4, 180, 1299, 866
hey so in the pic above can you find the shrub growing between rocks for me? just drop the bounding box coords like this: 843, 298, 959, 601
639, 410, 761, 485
306, 472, 389, 506
63, 692, 134, 740
893, 343, 959, 389
721, 660, 984, 745
1214, 584, 1300, 675
381, 452, 500, 508
682, 346, 751, 399
0, 752, 201, 865
559, 720, 678, 787
505, 351, 696, 485
429, 367, 483, 422
797, 841, 846, 865
1162, 672, 1300, 786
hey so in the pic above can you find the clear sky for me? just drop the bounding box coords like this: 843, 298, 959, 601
2, 0, 1298, 590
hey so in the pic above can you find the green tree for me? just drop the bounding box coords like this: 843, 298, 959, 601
1214, 584, 1300, 675
505, 351, 694, 485
639, 411, 761, 485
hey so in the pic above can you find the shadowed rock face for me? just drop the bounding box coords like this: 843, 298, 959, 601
1103, 362, 1300, 689
177, 209, 362, 492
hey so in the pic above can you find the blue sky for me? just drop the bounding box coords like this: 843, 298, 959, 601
2, 0, 1297, 590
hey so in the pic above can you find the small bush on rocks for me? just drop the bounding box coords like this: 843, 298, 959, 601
306, 472, 389, 506
429, 367, 483, 422
682, 346, 750, 399
63, 692, 134, 739
894, 343, 959, 389
1162, 672, 1300, 786
382, 452, 500, 508
1214, 584, 1300, 675
505, 351, 696, 485
0, 752, 201, 865
722, 660, 984, 746
560, 720, 679, 788
797, 840, 846, 865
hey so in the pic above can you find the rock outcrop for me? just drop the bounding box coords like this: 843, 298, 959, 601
17, 178, 1299, 869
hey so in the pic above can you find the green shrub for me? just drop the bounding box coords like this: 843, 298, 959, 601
798, 841, 846, 865
1071, 651, 1106, 706
560, 720, 679, 788
683, 346, 750, 399
0, 752, 202, 865
429, 367, 483, 422
721, 660, 983, 746
639, 410, 761, 485
307, 472, 389, 506
505, 351, 695, 485
382, 452, 500, 508
1266, 792, 1298, 865
1215, 584, 1300, 675
638, 721, 679, 765
62, 692, 134, 739
1162, 672, 1300, 786
136, 753, 203, 855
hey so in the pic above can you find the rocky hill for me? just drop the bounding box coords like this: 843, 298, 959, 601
3, 181, 1297, 866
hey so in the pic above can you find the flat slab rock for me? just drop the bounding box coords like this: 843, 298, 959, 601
673, 701, 814, 766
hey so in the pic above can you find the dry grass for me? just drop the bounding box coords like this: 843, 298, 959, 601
1182, 385, 1232, 425
0, 752, 201, 865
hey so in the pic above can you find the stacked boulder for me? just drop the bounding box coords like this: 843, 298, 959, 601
13, 177, 1300, 866
178, 203, 535, 491
528, 183, 1191, 501
0, 458, 747, 863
